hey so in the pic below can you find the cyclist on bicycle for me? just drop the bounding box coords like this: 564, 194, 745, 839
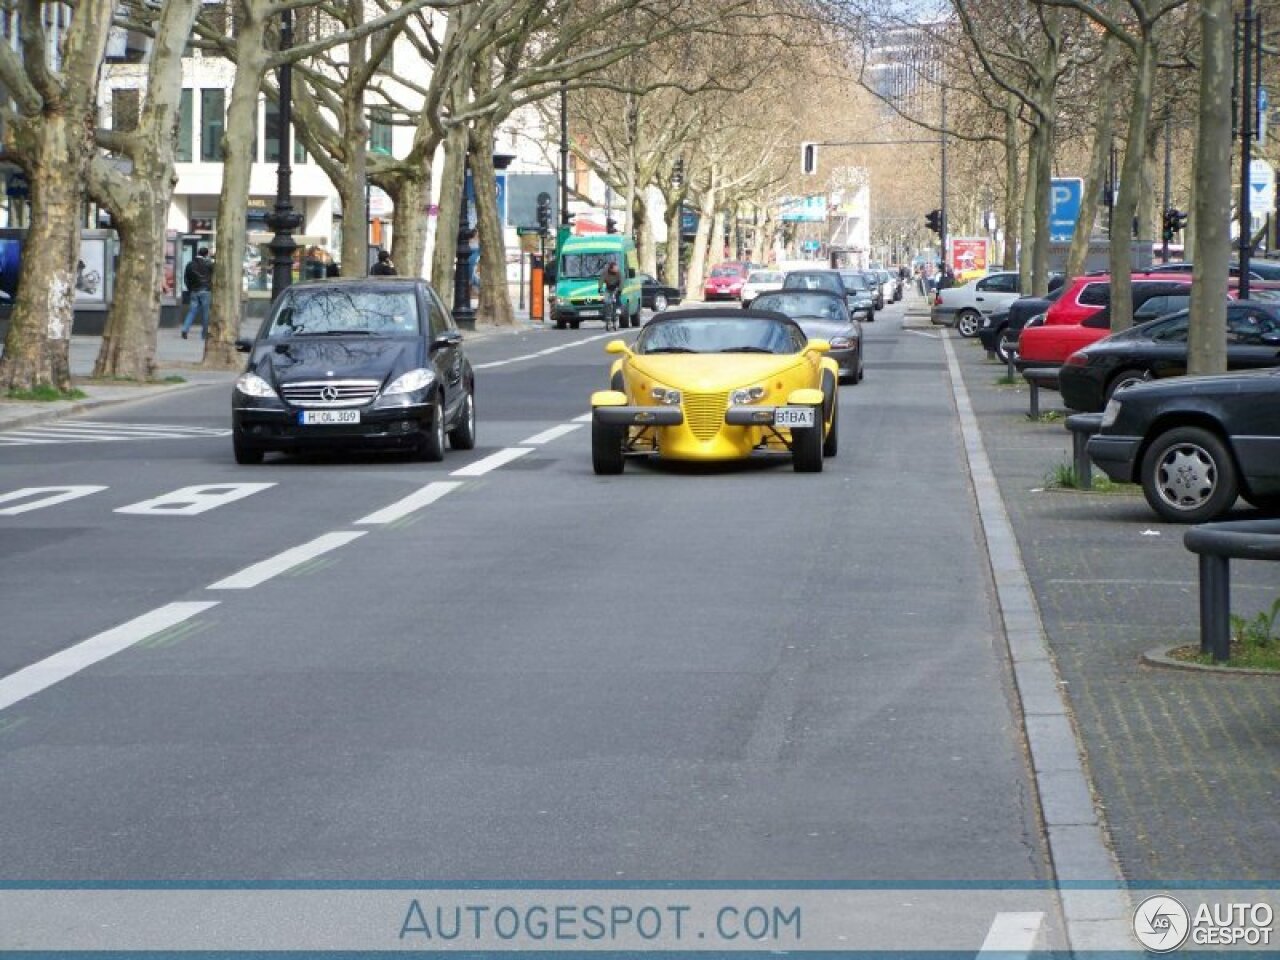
598, 261, 622, 331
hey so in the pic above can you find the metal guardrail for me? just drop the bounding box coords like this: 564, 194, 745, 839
1183, 519, 1280, 662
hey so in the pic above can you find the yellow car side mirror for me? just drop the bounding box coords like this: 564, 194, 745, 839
605, 339, 630, 355
806, 338, 831, 354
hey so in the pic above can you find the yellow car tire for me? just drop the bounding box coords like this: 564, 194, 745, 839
592, 419, 625, 475
792, 411, 824, 473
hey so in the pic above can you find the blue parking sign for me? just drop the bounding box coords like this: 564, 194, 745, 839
1049, 178, 1084, 242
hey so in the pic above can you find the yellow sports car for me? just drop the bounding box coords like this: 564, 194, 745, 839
590, 308, 839, 474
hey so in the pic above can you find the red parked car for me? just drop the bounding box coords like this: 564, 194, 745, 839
704, 262, 750, 301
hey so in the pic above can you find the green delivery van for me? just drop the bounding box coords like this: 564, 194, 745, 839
550, 234, 643, 330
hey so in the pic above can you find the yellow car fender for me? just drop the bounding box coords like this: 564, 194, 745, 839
591, 390, 628, 408
786, 387, 824, 407
819, 356, 840, 379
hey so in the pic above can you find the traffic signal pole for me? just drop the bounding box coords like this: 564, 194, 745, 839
940, 83, 948, 269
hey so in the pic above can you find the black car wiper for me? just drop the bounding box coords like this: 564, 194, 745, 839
720, 346, 775, 354
644, 347, 697, 354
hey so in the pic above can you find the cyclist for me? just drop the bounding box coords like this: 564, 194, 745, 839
598, 261, 622, 331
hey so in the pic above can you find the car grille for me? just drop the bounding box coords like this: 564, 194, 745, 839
281, 379, 381, 408
683, 391, 728, 441
570, 296, 603, 305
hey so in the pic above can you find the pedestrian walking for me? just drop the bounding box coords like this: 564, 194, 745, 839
370, 249, 397, 276
181, 247, 213, 340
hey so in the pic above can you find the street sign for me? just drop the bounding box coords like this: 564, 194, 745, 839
1249, 159, 1275, 211
1048, 178, 1084, 242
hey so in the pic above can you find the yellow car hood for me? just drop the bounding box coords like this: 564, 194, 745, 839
628, 353, 804, 391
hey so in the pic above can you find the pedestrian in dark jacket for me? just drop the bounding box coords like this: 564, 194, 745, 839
181, 247, 214, 339
370, 250, 397, 276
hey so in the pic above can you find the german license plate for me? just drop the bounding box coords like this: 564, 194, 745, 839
774, 406, 815, 428
578, 309, 600, 318
299, 410, 360, 425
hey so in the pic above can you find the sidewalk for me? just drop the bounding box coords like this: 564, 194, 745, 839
953, 333, 1280, 883
0, 314, 535, 433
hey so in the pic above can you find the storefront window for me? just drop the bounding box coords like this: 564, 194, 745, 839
200, 89, 224, 162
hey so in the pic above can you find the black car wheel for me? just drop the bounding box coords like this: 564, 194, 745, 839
1106, 368, 1150, 401
1140, 426, 1239, 523
995, 328, 1016, 364
822, 398, 839, 458
415, 396, 447, 462
653, 293, 669, 313
448, 389, 476, 450
956, 310, 982, 338
233, 431, 264, 465
792, 410, 824, 473
554, 318, 566, 330
592, 418, 625, 475
570, 320, 580, 330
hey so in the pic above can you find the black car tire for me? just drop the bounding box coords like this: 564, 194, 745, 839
628, 308, 641, 329
1106, 368, 1150, 401
570, 320, 580, 330
233, 431, 264, 465
822, 398, 839, 458
653, 293, 669, 313
792, 410, 824, 473
1140, 426, 1239, 523
414, 396, 447, 462
956, 309, 982, 338
554, 318, 566, 330
866, 310, 875, 323
995, 328, 1016, 364
592, 418, 625, 475
448, 390, 476, 450
610, 370, 624, 392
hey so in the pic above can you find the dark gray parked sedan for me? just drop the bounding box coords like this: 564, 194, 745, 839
751, 289, 864, 383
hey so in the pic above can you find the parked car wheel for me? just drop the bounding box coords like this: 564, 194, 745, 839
448, 389, 476, 450
792, 413, 824, 473
233, 432, 264, 465
822, 399, 839, 457
995, 328, 1016, 365
956, 310, 982, 338
652, 293, 669, 313
1140, 425, 1239, 523
554, 318, 566, 330
570, 320, 580, 330
414, 396, 447, 462
592, 419, 625, 475
1106, 368, 1150, 401
628, 308, 641, 328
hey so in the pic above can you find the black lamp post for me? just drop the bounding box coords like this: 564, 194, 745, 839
452, 153, 475, 330
267, 8, 302, 302
671, 159, 684, 289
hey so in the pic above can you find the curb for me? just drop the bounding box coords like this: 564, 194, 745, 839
1141, 644, 1280, 676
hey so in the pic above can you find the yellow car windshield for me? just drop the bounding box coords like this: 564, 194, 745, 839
636, 317, 805, 355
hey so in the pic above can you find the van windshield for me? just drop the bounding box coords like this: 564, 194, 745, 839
561, 253, 617, 279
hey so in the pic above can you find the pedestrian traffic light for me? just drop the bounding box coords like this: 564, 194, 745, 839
536, 192, 552, 233
925, 209, 943, 236
801, 142, 817, 176
1162, 207, 1188, 242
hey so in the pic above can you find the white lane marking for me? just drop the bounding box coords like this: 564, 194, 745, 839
356, 481, 462, 525
572, 412, 593, 423
0, 421, 230, 446
978, 911, 1044, 954
450, 447, 533, 477
208, 531, 366, 590
472, 333, 612, 370
0, 602, 218, 713
116, 483, 275, 517
520, 423, 583, 445
904, 329, 941, 340
0, 486, 109, 516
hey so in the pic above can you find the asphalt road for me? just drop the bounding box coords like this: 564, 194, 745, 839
0, 304, 1049, 885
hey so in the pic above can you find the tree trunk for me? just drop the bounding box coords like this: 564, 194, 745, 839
1018, 123, 1042, 294
341, 97, 369, 277
431, 126, 467, 311
685, 182, 717, 300
663, 192, 684, 287
1002, 94, 1020, 271
1031, 116, 1054, 296
1188, 0, 1232, 375
471, 120, 514, 326
387, 166, 434, 280
711, 208, 727, 264
634, 193, 656, 275
1067, 53, 1118, 279
203, 13, 269, 369
1108, 35, 1157, 332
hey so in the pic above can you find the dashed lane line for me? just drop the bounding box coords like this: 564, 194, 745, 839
449, 446, 533, 477
0, 602, 219, 713
207, 531, 367, 590
356, 481, 463, 525
978, 911, 1044, 956
472, 333, 613, 370
520, 423, 583, 445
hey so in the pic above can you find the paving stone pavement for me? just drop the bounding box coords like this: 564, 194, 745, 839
954, 335, 1280, 882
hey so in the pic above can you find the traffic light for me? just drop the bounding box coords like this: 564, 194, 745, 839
801, 142, 817, 176
536, 192, 552, 234
925, 209, 943, 236
1162, 207, 1188, 242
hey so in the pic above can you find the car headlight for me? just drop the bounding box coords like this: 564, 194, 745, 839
829, 337, 853, 349
383, 368, 436, 396
235, 372, 277, 398
651, 386, 682, 405
1101, 397, 1122, 428
729, 385, 766, 405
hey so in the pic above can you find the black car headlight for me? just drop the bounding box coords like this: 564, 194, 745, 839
235, 372, 277, 398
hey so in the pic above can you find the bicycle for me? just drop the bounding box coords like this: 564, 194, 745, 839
601, 285, 621, 331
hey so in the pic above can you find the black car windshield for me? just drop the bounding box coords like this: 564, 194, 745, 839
267, 288, 420, 337
636, 316, 805, 355
561, 252, 617, 279
752, 292, 847, 322
839, 273, 871, 292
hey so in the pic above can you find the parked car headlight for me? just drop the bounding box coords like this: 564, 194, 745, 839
729, 385, 766, 405
383, 368, 436, 396
235, 372, 277, 398
651, 386, 682, 405
1101, 398, 1122, 428
829, 337, 853, 349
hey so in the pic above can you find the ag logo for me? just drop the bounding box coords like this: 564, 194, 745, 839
1133, 895, 1190, 952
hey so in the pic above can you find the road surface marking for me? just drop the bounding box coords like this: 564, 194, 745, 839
472, 333, 612, 370
520, 423, 583, 445
450, 446, 533, 477
979, 911, 1043, 954
0, 485, 107, 516
572, 412, 593, 423
0, 602, 218, 713
116, 483, 276, 517
357, 481, 463, 525
208, 531, 366, 590
904, 329, 941, 340
0, 421, 230, 446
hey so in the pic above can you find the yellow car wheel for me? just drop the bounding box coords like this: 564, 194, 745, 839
792, 409, 824, 473
592, 419, 625, 475
823, 400, 838, 458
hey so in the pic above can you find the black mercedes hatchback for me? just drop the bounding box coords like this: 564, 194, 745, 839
231, 279, 475, 464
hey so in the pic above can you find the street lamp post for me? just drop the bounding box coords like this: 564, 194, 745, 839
672, 158, 684, 289
267, 7, 302, 302
453, 153, 475, 330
